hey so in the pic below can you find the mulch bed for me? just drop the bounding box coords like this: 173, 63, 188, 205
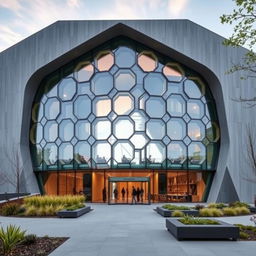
0, 237, 68, 256
239, 229, 256, 241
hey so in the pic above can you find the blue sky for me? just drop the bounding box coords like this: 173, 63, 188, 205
0, 0, 236, 52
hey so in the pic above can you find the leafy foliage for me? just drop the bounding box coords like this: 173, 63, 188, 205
199, 208, 224, 217
207, 203, 227, 209
162, 204, 191, 211
0, 203, 20, 216
171, 210, 185, 217
22, 234, 37, 245
229, 201, 250, 208
179, 215, 219, 225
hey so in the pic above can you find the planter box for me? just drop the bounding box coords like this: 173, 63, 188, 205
156, 207, 199, 217
166, 218, 239, 241
249, 207, 256, 213
57, 206, 91, 218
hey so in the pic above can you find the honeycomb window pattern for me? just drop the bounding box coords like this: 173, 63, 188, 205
30, 37, 220, 171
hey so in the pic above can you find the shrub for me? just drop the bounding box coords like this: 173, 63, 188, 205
162, 204, 191, 211
194, 204, 205, 210
179, 215, 219, 225
66, 203, 85, 211
199, 208, 223, 217
235, 207, 250, 215
0, 203, 20, 216
0, 225, 26, 255
171, 210, 185, 217
207, 203, 226, 209
24, 206, 37, 216
222, 207, 238, 216
229, 201, 250, 208
22, 234, 37, 245
239, 231, 249, 239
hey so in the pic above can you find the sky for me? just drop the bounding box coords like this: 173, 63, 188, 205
0, 0, 237, 53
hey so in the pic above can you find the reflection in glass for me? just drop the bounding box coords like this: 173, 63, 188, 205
93, 142, 111, 162
115, 47, 135, 68
74, 95, 91, 119
188, 142, 205, 164
114, 142, 133, 163
115, 70, 135, 91
32, 103, 43, 122
30, 123, 43, 144
167, 95, 185, 117
75, 142, 90, 163
138, 52, 157, 72
146, 142, 165, 163
94, 97, 111, 117
59, 78, 76, 101
130, 133, 148, 149
187, 100, 204, 119
114, 94, 133, 115
45, 98, 60, 120
145, 97, 165, 118
91, 72, 113, 95
130, 111, 147, 131
163, 63, 183, 82
44, 143, 57, 165
94, 119, 111, 140
59, 143, 73, 164
167, 119, 186, 140
44, 121, 58, 142
144, 73, 166, 96
206, 122, 220, 142
59, 120, 74, 141
114, 118, 133, 139
75, 62, 94, 82
188, 121, 205, 141
184, 78, 205, 98
146, 119, 165, 139
75, 120, 90, 140
168, 142, 186, 163
96, 51, 114, 71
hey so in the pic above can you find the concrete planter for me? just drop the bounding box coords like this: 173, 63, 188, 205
156, 207, 199, 217
166, 218, 239, 241
57, 206, 91, 218
249, 207, 256, 213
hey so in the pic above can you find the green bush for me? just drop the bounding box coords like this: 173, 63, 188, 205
229, 201, 250, 208
239, 231, 249, 239
22, 234, 37, 245
179, 215, 219, 225
0, 225, 26, 255
194, 204, 205, 210
207, 203, 226, 209
0, 203, 20, 216
66, 203, 85, 211
171, 210, 185, 217
235, 207, 250, 215
199, 208, 223, 217
162, 204, 191, 211
222, 207, 238, 216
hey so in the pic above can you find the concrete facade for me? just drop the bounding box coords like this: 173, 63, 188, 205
0, 20, 255, 202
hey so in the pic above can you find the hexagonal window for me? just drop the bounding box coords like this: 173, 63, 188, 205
188, 120, 205, 141
45, 98, 60, 120
138, 51, 157, 72
167, 118, 186, 140
114, 142, 134, 163
184, 77, 205, 99
44, 121, 58, 142
206, 122, 220, 142
75, 120, 90, 140
144, 73, 167, 96
74, 95, 91, 119
114, 118, 134, 139
96, 51, 114, 71
59, 143, 73, 164
59, 119, 74, 141
75, 61, 94, 82
30, 123, 43, 144
187, 100, 204, 119
94, 97, 111, 117
145, 97, 166, 118
93, 119, 111, 140
167, 142, 186, 164
130, 111, 148, 131
115, 47, 135, 68
115, 70, 136, 91
93, 142, 111, 163
146, 142, 166, 163
74, 142, 91, 164
58, 78, 76, 101
33, 144, 43, 166
44, 143, 57, 165
130, 133, 149, 149
114, 94, 134, 115
167, 95, 185, 117
188, 142, 205, 164
163, 63, 184, 82
146, 119, 165, 140
91, 72, 113, 95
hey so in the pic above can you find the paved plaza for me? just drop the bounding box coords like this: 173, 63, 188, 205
0, 204, 255, 256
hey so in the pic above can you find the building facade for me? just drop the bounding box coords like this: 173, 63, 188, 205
0, 20, 254, 203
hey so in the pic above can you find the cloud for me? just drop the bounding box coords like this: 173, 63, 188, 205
167, 0, 188, 17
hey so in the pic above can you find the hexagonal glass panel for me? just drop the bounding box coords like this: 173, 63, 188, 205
91, 72, 113, 95
59, 143, 73, 164
115, 47, 135, 68
146, 142, 165, 163
96, 51, 114, 71
188, 142, 205, 164
75, 61, 94, 82
138, 51, 157, 72
187, 100, 204, 119
163, 63, 184, 82
145, 97, 165, 118
94, 97, 111, 117
44, 143, 57, 165
74, 95, 91, 119
184, 77, 205, 99
188, 120, 205, 141
115, 70, 136, 91
44, 121, 58, 142
58, 78, 76, 101
45, 98, 60, 120
114, 118, 134, 139
206, 122, 220, 142
74, 142, 90, 163
59, 120, 74, 141
114, 142, 133, 163
146, 119, 165, 139
113, 94, 134, 115
167, 118, 186, 140
93, 142, 111, 163
93, 119, 111, 140
167, 95, 185, 117
167, 142, 186, 164
30, 123, 43, 144
130, 111, 148, 131
130, 133, 149, 149
144, 73, 166, 96
75, 120, 90, 140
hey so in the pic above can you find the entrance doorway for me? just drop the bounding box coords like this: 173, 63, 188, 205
108, 177, 151, 205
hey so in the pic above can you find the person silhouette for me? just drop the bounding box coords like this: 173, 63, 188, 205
131, 186, 136, 204
102, 187, 107, 203
121, 187, 125, 200
136, 187, 140, 203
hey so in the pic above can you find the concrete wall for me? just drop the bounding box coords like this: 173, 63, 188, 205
0, 20, 255, 202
